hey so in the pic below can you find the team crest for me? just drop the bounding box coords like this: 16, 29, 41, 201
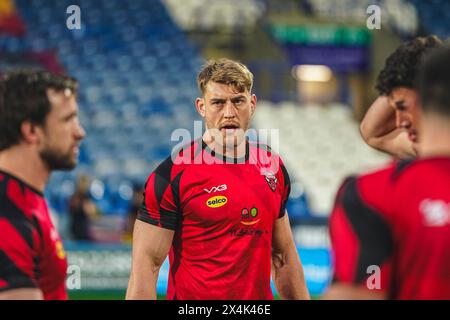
264, 173, 278, 192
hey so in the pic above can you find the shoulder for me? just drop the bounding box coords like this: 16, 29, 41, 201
149, 139, 201, 180
248, 140, 274, 153
334, 162, 399, 218
392, 157, 450, 180
0, 172, 36, 222
248, 140, 286, 166
359, 157, 450, 191
388, 157, 450, 196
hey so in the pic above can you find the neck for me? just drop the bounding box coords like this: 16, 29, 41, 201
202, 131, 248, 160
418, 113, 450, 158
221, 139, 247, 159
0, 145, 50, 193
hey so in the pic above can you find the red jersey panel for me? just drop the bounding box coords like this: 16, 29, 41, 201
0, 170, 68, 300
330, 158, 450, 299
138, 139, 291, 300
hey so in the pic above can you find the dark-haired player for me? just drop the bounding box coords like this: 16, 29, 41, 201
360, 36, 443, 159
126, 59, 310, 300
0, 70, 85, 299
326, 46, 450, 299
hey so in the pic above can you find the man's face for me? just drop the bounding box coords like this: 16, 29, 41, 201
389, 87, 422, 144
37, 89, 85, 170
196, 81, 256, 149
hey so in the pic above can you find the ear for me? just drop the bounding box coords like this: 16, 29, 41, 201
250, 94, 257, 117
195, 97, 206, 118
20, 121, 41, 145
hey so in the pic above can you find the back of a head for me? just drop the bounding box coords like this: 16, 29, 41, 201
376, 35, 443, 96
0, 69, 78, 151
418, 46, 450, 117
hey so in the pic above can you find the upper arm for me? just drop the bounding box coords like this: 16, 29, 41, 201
360, 96, 415, 159
126, 220, 174, 300
130, 220, 174, 271
272, 213, 296, 257
360, 96, 396, 141
128, 158, 180, 286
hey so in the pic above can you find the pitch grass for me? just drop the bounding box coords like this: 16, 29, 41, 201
69, 291, 318, 300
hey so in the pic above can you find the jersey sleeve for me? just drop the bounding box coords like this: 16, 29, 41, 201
329, 175, 394, 293
0, 214, 38, 292
277, 160, 291, 219
137, 157, 182, 231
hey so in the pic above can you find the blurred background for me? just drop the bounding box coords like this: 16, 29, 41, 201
0, 0, 448, 299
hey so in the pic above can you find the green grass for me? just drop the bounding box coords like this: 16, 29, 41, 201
69, 290, 319, 300
68, 290, 167, 300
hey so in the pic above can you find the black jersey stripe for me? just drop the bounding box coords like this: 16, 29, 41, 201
279, 164, 291, 218
341, 177, 394, 283
202, 138, 250, 163
170, 170, 184, 223
137, 206, 177, 231
391, 159, 414, 182
0, 178, 35, 250
153, 156, 174, 209
159, 207, 178, 230
31, 215, 43, 281
0, 250, 36, 291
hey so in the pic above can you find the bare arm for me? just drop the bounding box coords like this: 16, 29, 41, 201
271, 212, 310, 300
126, 220, 174, 300
0, 288, 43, 300
360, 96, 415, 159
321, 283, 386, 300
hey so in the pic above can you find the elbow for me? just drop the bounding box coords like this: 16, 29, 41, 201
359, 118, 370, 142
359, 120, 380, 149
271, 244, 294, 272
272, 251, 287, 271
150, 254, 166, 273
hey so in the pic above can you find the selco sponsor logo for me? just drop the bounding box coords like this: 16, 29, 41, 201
206, 196, 228, 208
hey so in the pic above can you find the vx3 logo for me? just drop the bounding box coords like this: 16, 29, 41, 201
204, 184, 227, 194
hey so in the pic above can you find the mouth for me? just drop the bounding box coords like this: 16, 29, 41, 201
408, 131, 417, 142
72, 145, 80, 155
220, 124, 240, 134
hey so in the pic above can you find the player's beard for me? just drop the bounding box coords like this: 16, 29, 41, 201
39, 146, 77, 171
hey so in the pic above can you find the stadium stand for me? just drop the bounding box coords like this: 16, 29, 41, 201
2, 0, 447, 300
1, 0, 404, 231
253, 101, 390, 216
163, 0, 266, 32
7, 0, 203, 225
5, 0, 442, 228
409, 0, 450, 39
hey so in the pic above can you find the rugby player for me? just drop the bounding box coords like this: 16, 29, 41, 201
325, 46, 450, 299
126, 59, 310, 300
0, 70, 85, 299
360, 36, 442, 159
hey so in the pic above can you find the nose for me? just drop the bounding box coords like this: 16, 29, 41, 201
395, 111, 410, 129
224, 100, 236, 119
75, 121, 86, 140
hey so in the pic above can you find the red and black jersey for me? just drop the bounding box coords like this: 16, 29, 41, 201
0, 170, 67, 300
330, 157, 450, 299
138, 139, 291, 300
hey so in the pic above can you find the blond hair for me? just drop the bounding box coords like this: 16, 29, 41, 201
197, 58, 254, 94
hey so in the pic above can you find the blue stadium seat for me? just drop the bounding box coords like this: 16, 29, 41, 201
11, 0, 204, 216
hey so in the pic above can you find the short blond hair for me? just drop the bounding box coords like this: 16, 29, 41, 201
197, 58, 254, 95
